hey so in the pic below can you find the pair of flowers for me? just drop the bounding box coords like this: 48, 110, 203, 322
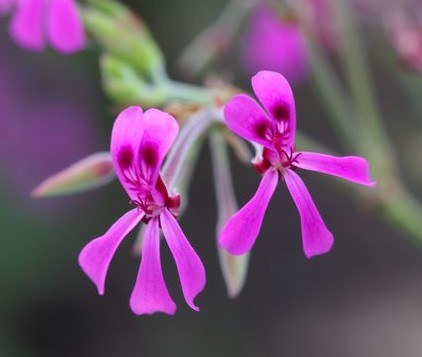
0, 0, 84, 54
79, 71, 374, 315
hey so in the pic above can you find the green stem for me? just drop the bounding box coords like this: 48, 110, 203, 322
305, 33, 358, 151
161, 79, 214, 105
332, 0, 396, 173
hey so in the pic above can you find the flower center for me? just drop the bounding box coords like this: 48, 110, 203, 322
254, 146, 301, 175
129, 175, 181, 222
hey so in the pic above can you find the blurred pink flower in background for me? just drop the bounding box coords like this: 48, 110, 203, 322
242, 5, 310, 84
2, 0, 84, 54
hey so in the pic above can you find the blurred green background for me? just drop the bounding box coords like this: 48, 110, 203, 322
1, 0, 422, 356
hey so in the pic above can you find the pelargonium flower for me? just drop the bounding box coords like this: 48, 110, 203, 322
78, 106, 206, 315
4, 0, 84, 54
242, 5, 309, 84
219, 71, 375, 258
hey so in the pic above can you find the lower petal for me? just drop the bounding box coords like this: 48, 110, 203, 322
129, 218, 176, 315
296, 152, 376, 187
284, 169, 334, 258
218, 169, 278, 255
47, 0, 85, 54
10, 0, 45, 51
160, 209, 205, 312
78, 209, 143, 295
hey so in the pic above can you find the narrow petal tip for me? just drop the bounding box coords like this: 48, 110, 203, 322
303, 232, 334, 259
78, 240, 107, 295
129, 297, 177, 316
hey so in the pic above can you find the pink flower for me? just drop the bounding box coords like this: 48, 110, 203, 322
219, 71, 375, 258
6, 0, 84, 54
78, 107, 206, 315
242, 5, 309, 84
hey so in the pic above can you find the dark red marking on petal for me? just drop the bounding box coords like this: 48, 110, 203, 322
118, 146, 134, 169
254, 120, 272, 140
271, 102, 290, 121
253, 158, 271, 174
166, 194, 180, 210
139, 145, 158, 169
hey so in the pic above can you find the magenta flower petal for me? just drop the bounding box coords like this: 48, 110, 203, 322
110, 106, 145, 198
284, 169, 334, 258
129, 218, 177, 315
219, 169, 278, 255
78, 209, 143, 295
138, 109, 179, 186
9, 0, 45, 51
160, 209, 205, 312
296, 152, 376, 187
47, 0, 85, 54
252, 71, 297, 148
224, 94, 275, 149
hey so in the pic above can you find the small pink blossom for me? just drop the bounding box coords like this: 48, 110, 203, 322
5, 0, 84, 54
242, 5, 309, 84
219, 71, 375, 258
78, 107, 206, 315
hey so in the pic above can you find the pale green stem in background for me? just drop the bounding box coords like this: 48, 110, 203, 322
306, 38, 357, 151
210, 129, 249, 298
158, 78, 215, 105
332, 0, 397, 173
178, 0, 254, 77
320, 0, 422, 242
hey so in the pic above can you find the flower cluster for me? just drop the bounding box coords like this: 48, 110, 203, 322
76, 71, 374, 315
2, 0, 383, 316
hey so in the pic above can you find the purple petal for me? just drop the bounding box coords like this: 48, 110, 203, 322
9, 0, 45, 52
78, 209, 143, 295
47, 0, 85, 54
110, 106, 145, 197
137, 109, 179, 186
224, 94, 275, 149
129, 218, 177, 315
219, 169, 278, 255
284, 169, 334, 258
160, 209, 205, 312
252, 71, 297, 148
295, 152, 376, 187
242, 6, 309, 84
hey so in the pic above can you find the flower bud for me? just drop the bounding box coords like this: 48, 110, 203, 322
83, 0, 165, 77
100, 55, 167, 106
32, 152, 115, 197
